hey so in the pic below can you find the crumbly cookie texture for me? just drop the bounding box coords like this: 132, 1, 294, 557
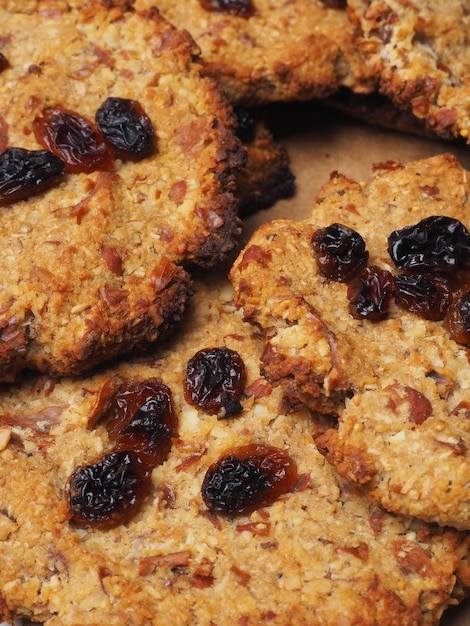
0, 276, 469, 626
149, 0, 377, 106
348, 0, 470, 142
231, 152, 470, 530
0, 3, 244, 381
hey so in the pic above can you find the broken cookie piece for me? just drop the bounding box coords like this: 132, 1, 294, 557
231, 153, 470, 530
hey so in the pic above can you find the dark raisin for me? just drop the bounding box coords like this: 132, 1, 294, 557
311, 223, 369, 282
199, 0, 255, 17
201, 443, 298, 516
33, 106, 113, 173
114, 380, 178, 466
67, 451, 151, 529
234, 107, 256, 143
321, 0, 347, 7
388, 216, 470, 273
347, 265, 394, 321
184, 347, 245, 418
0, 147, 66, 206
95, 97, 155, 161
0, 53, 9, 73
95, 378, 178, 468
394, 273, 450, 321
444, 289, 470, 347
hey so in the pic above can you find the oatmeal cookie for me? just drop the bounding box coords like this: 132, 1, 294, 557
0, 3, 244, 381
150, 0, 378, 106
231, 152, 470, 530
0, 276, 469, 625
325, 89, 457, 140
348, 0, 470, 142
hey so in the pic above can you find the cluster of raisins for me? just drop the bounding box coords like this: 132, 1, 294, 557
68, 347, 297, 527
311, 216, 470, 346
312, 223, 393, 321
183, 348, 297, 516
0, 98, 155, 206
67, 377, 177, 529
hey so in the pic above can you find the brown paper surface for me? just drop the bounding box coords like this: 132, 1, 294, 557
244, 101, 470, 238
243, 100, 470, 626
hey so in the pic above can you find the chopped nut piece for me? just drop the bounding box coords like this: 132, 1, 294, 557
0, 427, 11, 450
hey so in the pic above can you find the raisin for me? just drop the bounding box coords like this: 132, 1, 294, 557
0, 147, 66, 206
347, 265, 394, 321
115, 380, 177, 466
96, 378, 178, 468
95, 97, 155, 161
394, 273, 450, 321
33, 106, 113, 173
67, 451, 151, 529
199, 0, 255, 17
388, 216, 470, 273
184, 347, 245, 418
311, 223, 369, 282
321, 0, 347, 7
444, 289, 470, 347
201, 443, 298, 516
0, 53, 9, 73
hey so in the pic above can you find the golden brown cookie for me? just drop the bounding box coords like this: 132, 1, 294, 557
150, 0, 377, 106
0, 2, 243, 381
0, 276, 469, 625
231, 153, 470, 530
348, 0, 470, 142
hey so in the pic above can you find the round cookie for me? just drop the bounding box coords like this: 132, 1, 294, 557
348, 0, 470, 142
231, 152, 470, 530
0, 2, 244, 381
150, 0, 378, 106
0, 276, 469, 625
